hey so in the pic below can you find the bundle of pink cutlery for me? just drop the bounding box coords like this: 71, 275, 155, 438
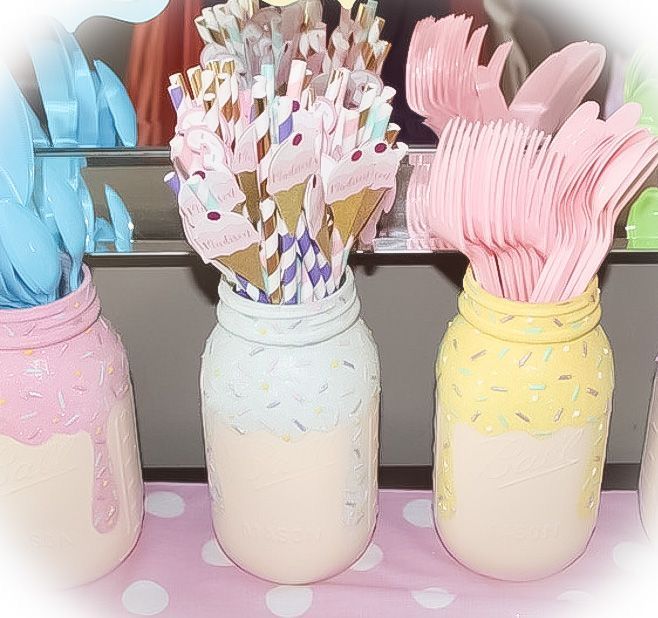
419, 101, 658, 302
406, 13, 606, 136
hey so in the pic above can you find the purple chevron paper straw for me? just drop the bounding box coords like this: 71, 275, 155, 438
236, 274, 269, 303
278, 218, 298, 304
313, 240, 335, 295
296, 214, 326, 301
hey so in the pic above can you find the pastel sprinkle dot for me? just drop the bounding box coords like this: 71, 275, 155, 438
544, 347, 553, 361
331, 359, 340, 368
107, 366, 114, 375
0, 399, 5, 406
74, 370, 82, 377
23, 350, 34, 356
529, 384, 546, 391
603, 348, 609, 355
292, 133, 302, 146
573, 410, 581, 418
498, 347, 509, 359
74, 302, 80, 309
375, 142, 387, 153
563, 345, 570, 352
352, 150, 363, 161
260, 383, 270, 391
532, 395, 539, 402
572, 385, 580, 401
458, 368, 472, 376
207, 211, 221, 221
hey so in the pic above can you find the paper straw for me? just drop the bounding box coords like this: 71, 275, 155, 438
286, 59, 307, 101
163, 171, 180, 195
314, 241, 335, 295
194, 16, 214, 44
186, 66, 203, 98
299, 263, 314, 303
167, 85, 184, 111
341, 109, 361, 153
276, 96, 294, 142
260, 198, 282, 304
236, 274, 268, 303
331, 230, 345, 288
253, 79, 272, 199
278, 218, 298, 304
296, 215, 326, 301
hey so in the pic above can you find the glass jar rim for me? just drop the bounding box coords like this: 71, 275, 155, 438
459, 267, 602, 343
216, 268, 361, 346
0, 265, 100, 350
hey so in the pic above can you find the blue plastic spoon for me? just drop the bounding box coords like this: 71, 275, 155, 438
93, 60, 137, 147
104, 185, 134, 252
28, 32, 78, 146
0, 65, 35, 205
42, 166, 86, 291
78, 176, 96, 252
54, 22, 99, 147
0, 198, 61, 302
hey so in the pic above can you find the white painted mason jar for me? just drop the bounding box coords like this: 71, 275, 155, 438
639, 366, 658, 542
201, 268, 380, 584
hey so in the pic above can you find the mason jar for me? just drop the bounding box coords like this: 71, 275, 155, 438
434, 268, 614, 581
639, 368, 658, 542
0, 266, 144, 588
201, 268, 380, 584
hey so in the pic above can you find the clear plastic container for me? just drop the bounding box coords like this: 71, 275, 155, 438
201, 268, 380, 584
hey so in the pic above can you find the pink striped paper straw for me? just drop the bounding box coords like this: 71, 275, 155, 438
341, 109, 361, 153
331, 230, 345, 288
286, 59, 307, 101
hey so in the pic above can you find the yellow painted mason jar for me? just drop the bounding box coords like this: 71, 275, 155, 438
434, 268, 614, 581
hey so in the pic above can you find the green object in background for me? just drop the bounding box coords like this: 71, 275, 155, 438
625, 47, 658, 135
627, 187, 658, 249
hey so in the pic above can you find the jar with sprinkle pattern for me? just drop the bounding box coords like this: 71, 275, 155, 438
201, 268, 380, 584
0, 267, 143, 587
434, 268, 614, 581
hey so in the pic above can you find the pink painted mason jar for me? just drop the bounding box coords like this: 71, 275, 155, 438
0, 266, 143, 587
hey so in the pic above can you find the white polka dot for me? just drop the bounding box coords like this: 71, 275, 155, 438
122, 580, 169, 616
202, 538, 233, 567
145, 491, 185, 518
557, 590, 595, 603
265, 586, 313, 617
411, 587, 456, 609
403, 498, 433, 528
350, 543, 383, 571
613, 541, 658, 573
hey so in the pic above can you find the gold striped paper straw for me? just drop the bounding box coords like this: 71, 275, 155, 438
186, 66, 203, 99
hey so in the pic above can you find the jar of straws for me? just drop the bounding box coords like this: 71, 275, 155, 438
167, 0, 405, 582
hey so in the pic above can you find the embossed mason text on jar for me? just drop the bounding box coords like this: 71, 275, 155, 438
201, 268, 380, 584
0, 267, 144, 587
434, 268, 614, 581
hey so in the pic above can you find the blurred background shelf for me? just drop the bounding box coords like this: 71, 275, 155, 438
36, 147, 658, 262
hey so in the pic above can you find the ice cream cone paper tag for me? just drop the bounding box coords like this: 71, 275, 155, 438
190, 210, 265, 290
352, 141, 407, 239
325, 147, 376, 242
267, 125, 321, 233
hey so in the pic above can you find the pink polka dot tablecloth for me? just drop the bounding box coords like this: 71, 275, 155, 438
68, 485, 658, 617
